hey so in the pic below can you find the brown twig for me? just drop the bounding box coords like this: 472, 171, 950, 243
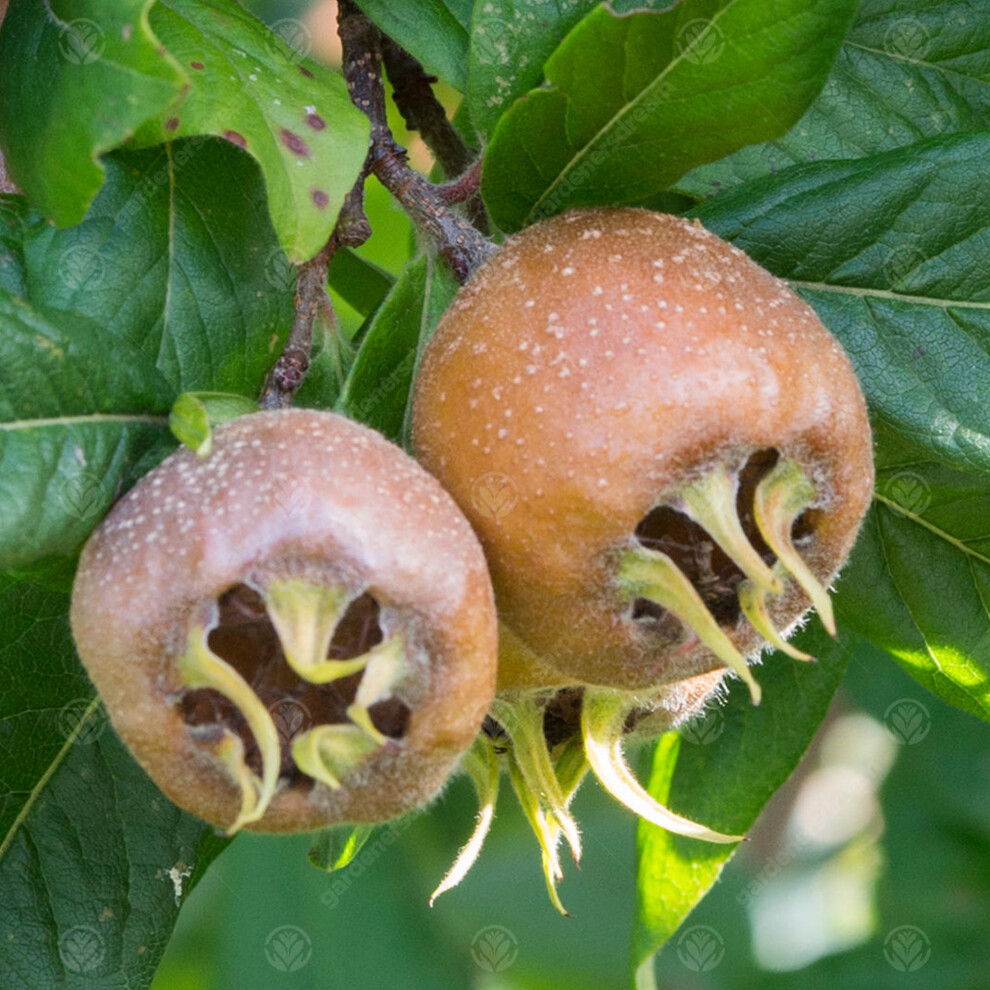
438, 158, 483, 204
380, 39, 488, 233
259, 122, 374, 409
259, 243, 334, 409
338, 0, 495, 283
380, 38, 471, 179
261, 2, 497, 408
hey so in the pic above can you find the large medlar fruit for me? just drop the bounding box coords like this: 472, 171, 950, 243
413, 208, 873, 697
412, 208, 873, 907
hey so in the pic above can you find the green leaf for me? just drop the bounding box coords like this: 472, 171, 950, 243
1, 138, 293, 573
0, 291, 174, 573
354, 0, 472, 92
19, 140, 292, 395
0, 576, 228, 990
693, 132, 990, 475
136, 0, 370, 262
337, 254, 458, 445
633, 629, 850, 988
168, 391, 258, 456
0, 0, 183, 227
467, 0, 598, 139
836, 425, 990, 723
692, 132, 990, 722
0, 194, 28, 296
481, 0, 858, 232
308, 824, 377, 873
328, 246, 396, 319
678, 0, 990, 197
293, 306, 356, 411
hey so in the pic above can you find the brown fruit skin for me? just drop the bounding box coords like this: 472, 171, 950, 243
413, 208, 873, 691
71, 409, 497, 832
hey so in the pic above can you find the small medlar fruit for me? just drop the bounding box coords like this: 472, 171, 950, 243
412, 208, 873, 903
71, 409, 497, 833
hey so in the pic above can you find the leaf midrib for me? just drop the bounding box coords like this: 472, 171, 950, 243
844, 39, 990, 90
0, 414, 168, 432
0, 697, 101, 862
788, 279, 990, 312
874, 492, 990, 566
528, 0, 745, 221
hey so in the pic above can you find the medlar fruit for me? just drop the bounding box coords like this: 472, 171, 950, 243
412, 208, 873, 697
71, 409, 497, 833
412, 208, 873, 905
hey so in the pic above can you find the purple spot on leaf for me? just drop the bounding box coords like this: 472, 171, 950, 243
224, 130, 247, 148
311, 189, 329, 208
191, 61, 204, 70
305, 113, 326, 131
279, 128, 311, 157
165, 117, 180, 132
298, 65, 314, 78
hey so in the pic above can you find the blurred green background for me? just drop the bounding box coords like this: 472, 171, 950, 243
150, 631, 990, 990
149, 3, 990, 987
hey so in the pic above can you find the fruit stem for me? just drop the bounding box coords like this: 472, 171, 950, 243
337, 0, 496, 282
753, 459, 836, 636
620, 547, 762, 705
179, 629, 281, 833
259, 244, 335, 410
429, 735, 500, 906
508, 756, 571, 917
490, 696, 583, 865
581, 690, 744, 843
